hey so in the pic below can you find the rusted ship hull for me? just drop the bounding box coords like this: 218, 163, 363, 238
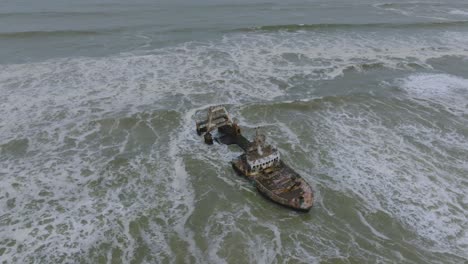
232, 156, 314, 211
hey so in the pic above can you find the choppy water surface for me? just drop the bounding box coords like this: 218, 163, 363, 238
1, 0, 467, 263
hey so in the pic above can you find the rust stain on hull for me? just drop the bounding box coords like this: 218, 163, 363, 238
232, 156, 314, 211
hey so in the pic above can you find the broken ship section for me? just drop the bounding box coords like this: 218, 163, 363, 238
195, 106, 314, 211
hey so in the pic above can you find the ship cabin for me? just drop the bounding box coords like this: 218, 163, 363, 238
245, 144, 280, 173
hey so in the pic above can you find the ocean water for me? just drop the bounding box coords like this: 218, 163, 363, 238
0, 0, 467, 263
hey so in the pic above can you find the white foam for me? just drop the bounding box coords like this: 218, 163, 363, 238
308, 102, 468, 258
449, 9, 468, 16
1, 31, 468, 144
0, 110, 192, 262
398, 73, 468, 114
401, 73, 468, 96
1, 28, 468, 262
374, 2, 458, 20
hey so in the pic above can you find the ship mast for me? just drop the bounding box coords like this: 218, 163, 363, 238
254, 128, 266, 156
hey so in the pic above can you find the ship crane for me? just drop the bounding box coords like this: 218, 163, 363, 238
195, 105, 234, 144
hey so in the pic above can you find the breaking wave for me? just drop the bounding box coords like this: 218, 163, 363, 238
449, 9, 468, 16
1, 29, 468, 140
236, 21, 468, 32
0, 11, 114, 18
0, 30, 109, 39
397, 73, 468, 115
374, 2, 468, 20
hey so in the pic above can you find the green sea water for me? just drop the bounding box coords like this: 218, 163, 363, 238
0, 0, 467, 263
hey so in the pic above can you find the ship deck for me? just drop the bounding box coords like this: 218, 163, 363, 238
207, 123, 313, 210
255, 162, 310, 201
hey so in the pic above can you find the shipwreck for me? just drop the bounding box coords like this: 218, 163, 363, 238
195, 106, 314, 211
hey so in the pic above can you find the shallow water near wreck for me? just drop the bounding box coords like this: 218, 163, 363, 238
1, 0, 468, 263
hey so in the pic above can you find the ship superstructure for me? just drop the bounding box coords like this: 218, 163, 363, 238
242, 129, 280, 176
